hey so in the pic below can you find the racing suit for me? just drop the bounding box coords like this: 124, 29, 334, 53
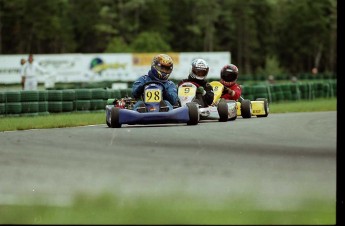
220, 80, 242, 101
178, 76, 214, 107
132, 70, 178, 110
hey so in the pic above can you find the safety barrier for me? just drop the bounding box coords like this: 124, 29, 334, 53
0, 80, 336, 117
241, 80, 336, 103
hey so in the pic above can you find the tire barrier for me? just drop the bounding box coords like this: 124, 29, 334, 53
48, 90, 63, 101
75, 100, 91, 111
0, 80, 336, 117
240, 85, 254, 101
75, 89, 92, 100
48, 101, 63, 113
246, 80, 336, 103
0, 103, 5, 115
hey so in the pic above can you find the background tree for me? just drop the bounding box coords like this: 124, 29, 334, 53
0, 0, 337, 76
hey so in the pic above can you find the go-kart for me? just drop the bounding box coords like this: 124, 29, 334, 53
206, 81, 269, 119
177, 81, 237, 122
105, 81, 200, 128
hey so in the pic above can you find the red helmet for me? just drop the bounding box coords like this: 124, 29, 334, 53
220, 64, 238, 82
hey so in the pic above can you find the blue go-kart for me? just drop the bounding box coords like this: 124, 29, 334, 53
105, 81, 200, 128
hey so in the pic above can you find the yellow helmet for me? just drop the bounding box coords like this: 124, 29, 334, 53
151, 54, 173, 80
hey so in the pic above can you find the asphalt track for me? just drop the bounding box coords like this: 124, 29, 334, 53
0, 111, 337, 210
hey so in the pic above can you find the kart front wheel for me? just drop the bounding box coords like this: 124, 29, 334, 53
256, 98, 269, 117
186, 102, 199, 125
111, 107, 122, 128
217, 100, 228, 122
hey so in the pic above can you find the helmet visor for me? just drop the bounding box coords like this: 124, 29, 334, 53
192, 68, 208, 78
223, 72, 237, 82
156, 64, 173, 74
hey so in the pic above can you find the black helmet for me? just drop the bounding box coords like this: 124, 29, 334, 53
220, 64, 238, 82
189, 58, 209, 80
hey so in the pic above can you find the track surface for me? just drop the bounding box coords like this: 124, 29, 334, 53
0, 111, 336, 210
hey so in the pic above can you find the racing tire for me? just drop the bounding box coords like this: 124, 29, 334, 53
217, 100, 228, 122
106, 120, 111, 128
225, 100, 237, 121
186, 102, 199, 125
241, 99, 252, 118
110, 107, 122, 128
255, 98, 269, 117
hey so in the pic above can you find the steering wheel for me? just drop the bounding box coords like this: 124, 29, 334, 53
178, 81, 200, 88
143, 80, 166, 91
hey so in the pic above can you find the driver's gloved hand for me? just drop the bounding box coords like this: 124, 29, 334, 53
196, 86, 205, 95
205, 83, 213, 92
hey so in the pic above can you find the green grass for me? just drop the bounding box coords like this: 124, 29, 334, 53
0, 193, 335, 224
268, 97, 337, 113
0, 97, 336, 132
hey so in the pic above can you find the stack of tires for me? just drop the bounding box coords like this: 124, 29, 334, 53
48, 90, 63, 113
120, 88, 132, 98
5, 91, 22, 116
298, 83, 315, 100
252, 85, 269, 102
240, 85, 254, 101
38, 90, 49, 115
74, 89, 92, 112
290, 83, 301, 101
90, 88, 106, 112
61, 89, 75, 112
0, 92, 6, 116
20, 90, 39, 116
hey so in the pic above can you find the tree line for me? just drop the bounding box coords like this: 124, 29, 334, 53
0, 0, 337, 77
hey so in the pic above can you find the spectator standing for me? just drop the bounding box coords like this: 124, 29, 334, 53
22, 54, 47, 90
20, 58, 27, 90
267, 75, 275, 84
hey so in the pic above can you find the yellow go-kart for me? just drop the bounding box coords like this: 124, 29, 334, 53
209, 81, 269, 118
178, 81, 237, 121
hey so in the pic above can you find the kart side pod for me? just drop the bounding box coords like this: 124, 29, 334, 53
236, 98, 269, 118
108, 102, 199, 128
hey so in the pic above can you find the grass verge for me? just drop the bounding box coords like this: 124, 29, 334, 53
0, 193, 335, 224
0, 97, 336, 132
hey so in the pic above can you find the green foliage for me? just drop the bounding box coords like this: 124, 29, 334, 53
256, 55, 286, 77
0, 0, 337, 74
105, 37, 132, 53
130, 32, 171, 52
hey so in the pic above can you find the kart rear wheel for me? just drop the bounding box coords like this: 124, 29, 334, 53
186, 102, 199, 125
106, 120, 111, 127
241, 99, 252, 118
111, 107, 122, 128
255, 98, 269, 117
217, 100, 228, 122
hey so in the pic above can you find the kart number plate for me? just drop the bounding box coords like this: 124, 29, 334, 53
145, 89, 162, 103
178, 86, 197, 97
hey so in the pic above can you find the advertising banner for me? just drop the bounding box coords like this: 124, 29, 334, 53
0, 52, 230, 84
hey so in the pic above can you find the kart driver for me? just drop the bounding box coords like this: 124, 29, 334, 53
219, 64, 242, 101
178, 58, 214, 108
132, 53, 178, 111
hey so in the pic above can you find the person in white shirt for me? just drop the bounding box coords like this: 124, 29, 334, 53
20, 58, 26, 90
22, 54, 47, 90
